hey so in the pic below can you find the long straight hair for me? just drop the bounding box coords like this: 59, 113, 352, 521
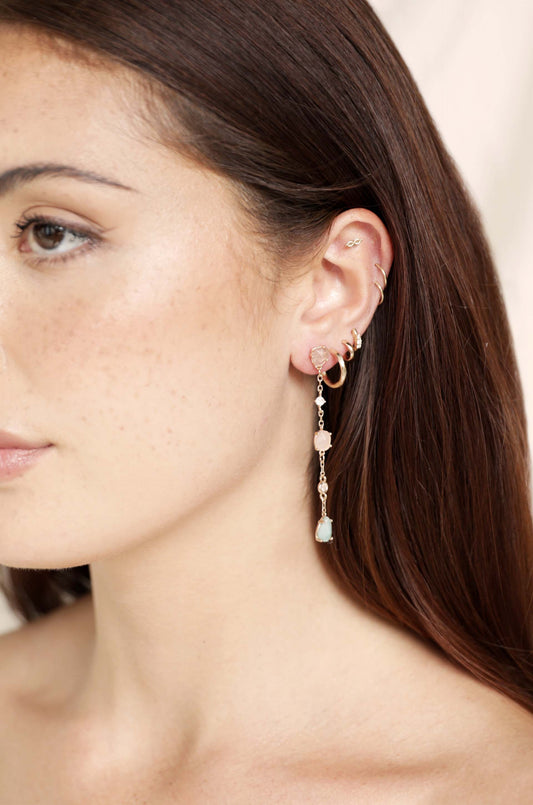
1, 0, 532, 712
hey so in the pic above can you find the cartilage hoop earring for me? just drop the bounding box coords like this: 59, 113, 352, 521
374, 280, 384, 304
374, 263, 387, 305
310, 346, 334, 543
375, 263, 387, 287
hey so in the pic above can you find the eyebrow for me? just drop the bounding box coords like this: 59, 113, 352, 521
0, 163, 136, 196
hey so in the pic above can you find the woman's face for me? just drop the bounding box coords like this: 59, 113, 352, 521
0, 28, 300, 568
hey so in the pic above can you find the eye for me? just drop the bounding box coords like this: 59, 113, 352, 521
14, 215, 100, 261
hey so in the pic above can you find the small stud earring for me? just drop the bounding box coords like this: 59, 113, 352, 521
345, 238, 362, 248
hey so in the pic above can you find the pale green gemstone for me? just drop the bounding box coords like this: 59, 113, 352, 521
315, 516, 333, 543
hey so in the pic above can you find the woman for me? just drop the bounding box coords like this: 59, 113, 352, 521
0, 0, 531, 801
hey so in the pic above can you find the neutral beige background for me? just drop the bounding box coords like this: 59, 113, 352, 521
1, 1, 532, 634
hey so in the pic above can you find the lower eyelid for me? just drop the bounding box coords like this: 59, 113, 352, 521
23, 238, 101, 266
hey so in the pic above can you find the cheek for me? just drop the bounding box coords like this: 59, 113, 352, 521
0, 252, 280, 568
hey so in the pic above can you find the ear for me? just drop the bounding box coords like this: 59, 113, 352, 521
289, 208, 393, 375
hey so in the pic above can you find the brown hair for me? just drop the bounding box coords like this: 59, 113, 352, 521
1, 0, 532, 712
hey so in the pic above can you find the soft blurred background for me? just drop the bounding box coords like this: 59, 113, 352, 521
1, 0, 532, 634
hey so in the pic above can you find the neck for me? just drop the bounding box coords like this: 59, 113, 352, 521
61, 381, 419, 776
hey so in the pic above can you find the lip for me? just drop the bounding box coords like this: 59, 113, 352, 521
0, 446, 52, 481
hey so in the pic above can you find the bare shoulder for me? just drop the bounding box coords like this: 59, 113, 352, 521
322, 624, 533, 802
388, 640, 533, 803
430, 716, 533, 804
333, 672, 533, 803
487, 693, 533, 788
453, 692, 533, 801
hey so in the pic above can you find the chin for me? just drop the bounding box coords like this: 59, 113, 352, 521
0, 543, 92, 571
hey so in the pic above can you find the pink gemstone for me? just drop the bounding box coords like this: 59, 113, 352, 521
310, 346, 330, 371
314, 430, 332, 451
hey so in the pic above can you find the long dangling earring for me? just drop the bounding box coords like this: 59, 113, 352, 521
310, 346, 333, 542
309, 328, 362, 543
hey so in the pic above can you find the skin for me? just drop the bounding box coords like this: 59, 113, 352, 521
0, 26, 532, 803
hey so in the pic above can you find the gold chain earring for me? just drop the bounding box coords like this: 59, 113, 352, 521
309, 328, 363, 543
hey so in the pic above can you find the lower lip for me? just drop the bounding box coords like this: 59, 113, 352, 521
0, 446, 52, 481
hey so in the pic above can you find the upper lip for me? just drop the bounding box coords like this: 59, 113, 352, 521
0, 430, 51, 449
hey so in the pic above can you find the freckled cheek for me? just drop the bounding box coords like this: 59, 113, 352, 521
36, 270, 250, 445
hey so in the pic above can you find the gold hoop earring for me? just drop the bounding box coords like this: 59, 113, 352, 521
341, 340, 355, 361
342, 328, 363, 361
375, 263, 387, 287
323, 351, 347, 388
351, 328, 363, 351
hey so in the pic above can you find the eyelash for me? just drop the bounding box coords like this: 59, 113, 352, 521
12, 213, 102, 265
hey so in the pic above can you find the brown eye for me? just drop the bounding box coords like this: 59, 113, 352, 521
32, 223, 67, 250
